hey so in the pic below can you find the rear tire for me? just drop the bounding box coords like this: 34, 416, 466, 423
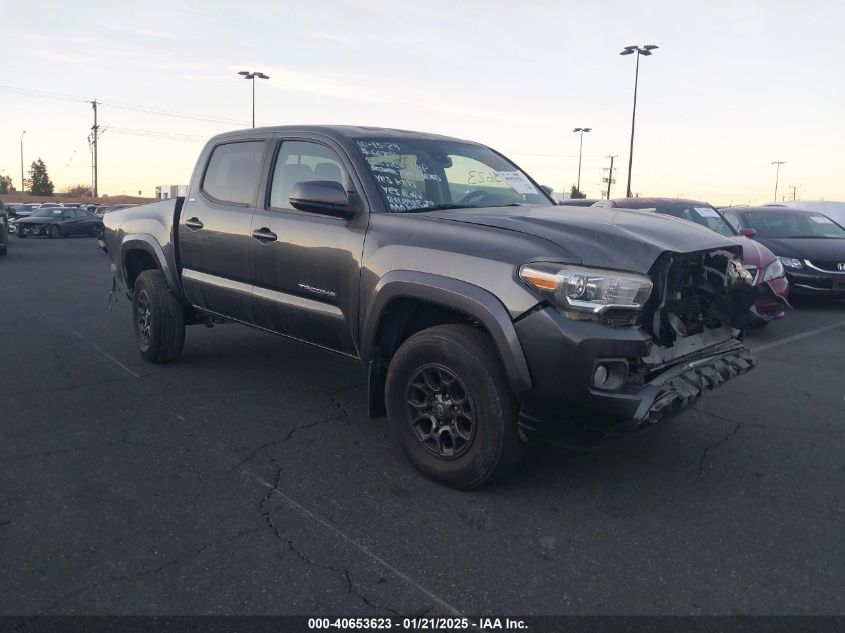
91, 224, 104, 238
385, 324, 522, 489
132, 269, 185, 363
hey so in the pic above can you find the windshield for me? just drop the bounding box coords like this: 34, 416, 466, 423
31, 208, 64, 218
355, 138, 552, 213
632, 204, 736, 237
740, 211, 845, 238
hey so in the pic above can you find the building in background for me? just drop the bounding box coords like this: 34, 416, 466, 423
155, 185, 188, 200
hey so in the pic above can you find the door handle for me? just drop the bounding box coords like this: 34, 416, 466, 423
252, 227, 278, 243
185, 217, 204, 231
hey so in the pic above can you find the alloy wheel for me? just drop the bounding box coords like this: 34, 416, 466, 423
136, 290, 152, 344
405, 363, 476, 459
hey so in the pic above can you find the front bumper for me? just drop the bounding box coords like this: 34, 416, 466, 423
754, 277, 789, 320
514, 307, 757, 442
786, 269, 845, 297
17, 224, 46, 236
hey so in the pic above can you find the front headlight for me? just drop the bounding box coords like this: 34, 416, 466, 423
777, 257, 803, 270
519, 263, 653, 315
762, 259, 785, 282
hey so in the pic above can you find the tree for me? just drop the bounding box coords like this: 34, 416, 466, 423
29, 158, 54, 196
65, 184, 92, 197
570, 185, 586, 199
0, 174, 15, 194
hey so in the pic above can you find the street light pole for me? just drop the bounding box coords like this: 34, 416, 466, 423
238, 71, 270, 128
20, 131, 26, 193
572, 127, 591, 194
620, 44, 658, 197
771, 161, 785, 201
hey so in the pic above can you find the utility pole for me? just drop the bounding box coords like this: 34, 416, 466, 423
20, 131, 26, 193
788, 185, 798, 201
603, 155, 617, 200
770, 161, 785, 202
91, 99, 99, 199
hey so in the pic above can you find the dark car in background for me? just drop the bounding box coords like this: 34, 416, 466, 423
0, 203, 7, 256
8, 203, 39, 219
15, 207, 104, 239
558, 198, 601, 207
593, 198, 789, 322
720, 206, 845, 298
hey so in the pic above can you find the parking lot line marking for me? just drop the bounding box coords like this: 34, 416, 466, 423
751, 319, 845, 354
250, 474, 463, 616
70, 329, 141, 378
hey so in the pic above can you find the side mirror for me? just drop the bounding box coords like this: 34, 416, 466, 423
739, 228, 757, 239
540, 185, 554, 196
289, 180, 354, 217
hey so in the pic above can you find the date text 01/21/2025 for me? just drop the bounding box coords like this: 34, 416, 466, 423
307, 617, 528, 630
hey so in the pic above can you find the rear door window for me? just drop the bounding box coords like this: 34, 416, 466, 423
201, 141, 266, 205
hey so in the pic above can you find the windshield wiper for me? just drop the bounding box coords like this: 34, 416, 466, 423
402, 204, 476, 213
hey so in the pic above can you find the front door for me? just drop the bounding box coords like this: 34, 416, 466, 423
179, 138, 268, 323
249, 137, 368, 355
60, 210, 80, 234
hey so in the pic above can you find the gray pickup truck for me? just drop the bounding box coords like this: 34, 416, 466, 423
102, 125, 776, 488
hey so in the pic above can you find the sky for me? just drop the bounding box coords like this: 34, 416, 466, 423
1, 0, 843, 205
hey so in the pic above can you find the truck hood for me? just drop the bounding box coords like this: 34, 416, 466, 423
424, 205, 740, 274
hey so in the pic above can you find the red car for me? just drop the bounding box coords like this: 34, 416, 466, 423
592, 198, 789, 322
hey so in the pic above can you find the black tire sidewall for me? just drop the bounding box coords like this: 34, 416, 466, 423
386, 326, 518, 488
131, 269, 185, 363
49, 225, 61, 239
133, 280, 158, 361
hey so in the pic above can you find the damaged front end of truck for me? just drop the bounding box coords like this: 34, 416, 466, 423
628, 246, 780, 425
514, 243, 788, 447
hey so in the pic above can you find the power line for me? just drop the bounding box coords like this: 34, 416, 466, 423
104, 127, 208, 142
0, 84, 251, 126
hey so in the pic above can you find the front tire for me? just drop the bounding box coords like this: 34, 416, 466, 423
385, 324, 522, 489
132, 269, 185, 363
49, 225, 62, 239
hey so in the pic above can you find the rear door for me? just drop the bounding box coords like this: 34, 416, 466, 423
248, 135, 369, 355
179, 137, 270, 322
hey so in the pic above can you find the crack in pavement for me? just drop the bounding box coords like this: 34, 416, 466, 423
697, 422, 741, 475
258, 464, 401, 616
13, 527, 261, 625
692, 407, 832, 436
230, 382, 365, 472
13, 438, 158, 461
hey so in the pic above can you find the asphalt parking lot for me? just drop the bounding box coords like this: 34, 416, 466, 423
1, 237, 843, 617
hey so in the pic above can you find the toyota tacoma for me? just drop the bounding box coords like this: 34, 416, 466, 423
101, 126, 782, 488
